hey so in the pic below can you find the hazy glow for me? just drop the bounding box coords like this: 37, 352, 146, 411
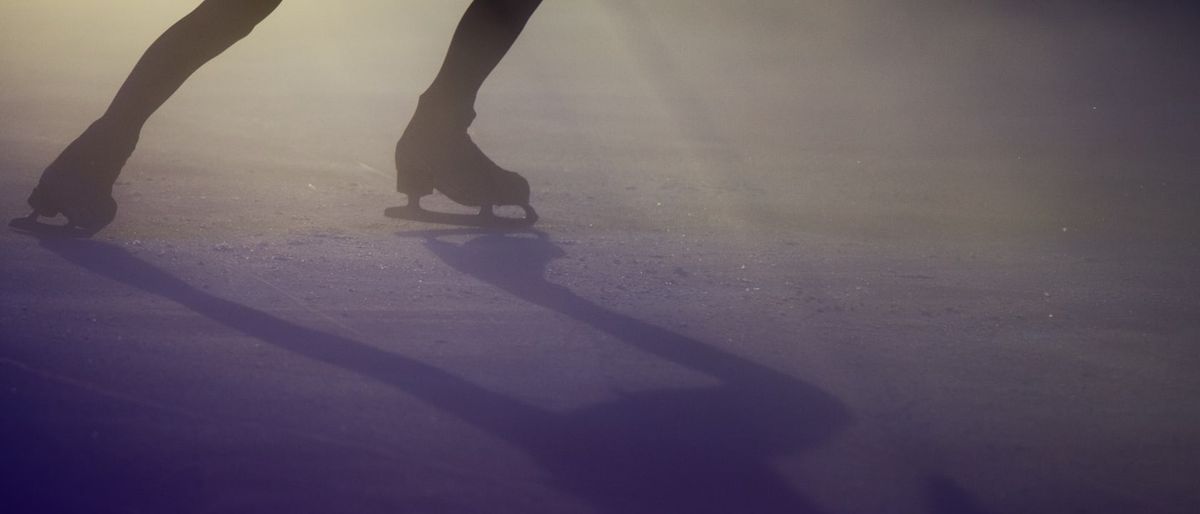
3, 1, 1196, 237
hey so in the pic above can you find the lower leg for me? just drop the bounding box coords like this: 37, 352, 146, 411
30, 0, 281, 229
104, 0, 283, 129
395, 0, 543, 217
422, 0, 543, 124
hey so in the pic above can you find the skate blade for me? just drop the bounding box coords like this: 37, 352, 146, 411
384, 205, 536, 229
9, 214, 95, 238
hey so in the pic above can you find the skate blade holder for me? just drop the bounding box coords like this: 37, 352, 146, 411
385, 202, 537, 228
479, 203, 538, 224
9, 212, 96, 238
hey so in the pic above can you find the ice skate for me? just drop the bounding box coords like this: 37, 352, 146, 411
391, 94, 538, 227
16, 119, 137, 236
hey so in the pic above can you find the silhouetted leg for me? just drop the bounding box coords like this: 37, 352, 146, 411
26, 0, 282, 233
425, 0, 543, 118
395, 0, 542, 222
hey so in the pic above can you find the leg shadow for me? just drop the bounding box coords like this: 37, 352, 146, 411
927, 475, 995, 514
409, 228, 853, 513
23, 232, 849, 513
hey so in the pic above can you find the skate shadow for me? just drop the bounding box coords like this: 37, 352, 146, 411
402, 228, 853, 512
24, 232, 849, 514
383, 205, 533, 228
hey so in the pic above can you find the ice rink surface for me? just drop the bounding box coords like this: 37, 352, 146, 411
2, 2, 1198, 513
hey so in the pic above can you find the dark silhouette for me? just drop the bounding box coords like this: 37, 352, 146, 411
23, 0, 542, 234
13, 228, 850, 513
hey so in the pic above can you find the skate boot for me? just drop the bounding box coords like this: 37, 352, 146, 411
22, 118, 137, 235
393, 93, 537, 225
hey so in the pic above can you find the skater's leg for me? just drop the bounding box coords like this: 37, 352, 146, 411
395, 0, 542, 221
27, 0, 282, 232
104, 0, 283, 129
423, 0, 544, 116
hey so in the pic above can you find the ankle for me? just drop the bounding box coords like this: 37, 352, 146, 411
417, 90, 477, 130
91, 114, 144, 143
